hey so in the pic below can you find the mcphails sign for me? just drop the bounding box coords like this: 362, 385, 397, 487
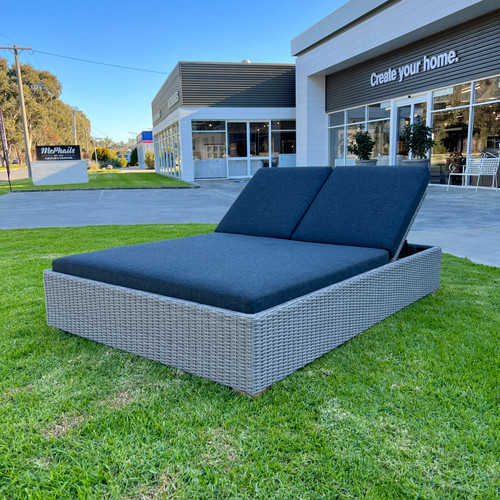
36, 145, 81, 161
370, 49, 459, 87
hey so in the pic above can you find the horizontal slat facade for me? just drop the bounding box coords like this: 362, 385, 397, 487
180, 63, 295, 108
326, 10, 500, 112
152, 64, 181, 127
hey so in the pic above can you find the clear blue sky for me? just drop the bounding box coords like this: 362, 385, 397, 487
0, 0, 347, 144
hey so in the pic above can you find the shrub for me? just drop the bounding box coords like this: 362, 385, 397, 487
98, 157, 121, 169
87, 161, 100, 171
92, 147, 112, 162
119, 157, 128, 168
130, 148, 138, 166
145, 150, 155, 169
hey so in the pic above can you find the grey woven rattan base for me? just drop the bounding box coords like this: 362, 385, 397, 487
44, 245, 441, 395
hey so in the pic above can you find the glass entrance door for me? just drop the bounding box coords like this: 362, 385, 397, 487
394, 99, 427, 164
227, 121, 270, 177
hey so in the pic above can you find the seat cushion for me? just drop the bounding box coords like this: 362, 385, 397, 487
292, 165, 430, 258
215, 167, 332, 239
52, 233, 389, 314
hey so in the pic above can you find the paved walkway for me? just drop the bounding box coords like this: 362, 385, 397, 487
0, 178, 498, 267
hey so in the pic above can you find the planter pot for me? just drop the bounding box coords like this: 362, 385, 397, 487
355, 159, 378, 165
402, 159, 430, 168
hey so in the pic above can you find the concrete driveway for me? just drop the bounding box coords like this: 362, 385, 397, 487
0, 179, 498, 267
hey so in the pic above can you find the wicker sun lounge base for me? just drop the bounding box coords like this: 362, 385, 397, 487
44, 244, 441, 396
44, 166, 441, 396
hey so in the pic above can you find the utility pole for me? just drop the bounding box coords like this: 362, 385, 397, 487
0, 45, 33, 177
72, 108, 77, 144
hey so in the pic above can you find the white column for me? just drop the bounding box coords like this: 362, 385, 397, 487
179, 115, 194, 182
296, 69, 328, 167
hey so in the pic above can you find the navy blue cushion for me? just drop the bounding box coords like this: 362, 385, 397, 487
292, 165, 429, 257
215, 167, 332, 239
52, 233, 389, 314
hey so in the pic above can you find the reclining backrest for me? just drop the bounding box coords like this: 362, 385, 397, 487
291, 165, 430, 258
215, 167, 332, 239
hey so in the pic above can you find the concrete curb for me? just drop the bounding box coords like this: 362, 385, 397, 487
7, 185, 199, 193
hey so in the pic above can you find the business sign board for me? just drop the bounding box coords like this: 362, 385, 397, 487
168, 91, 180, 108
36, 145, 81, 161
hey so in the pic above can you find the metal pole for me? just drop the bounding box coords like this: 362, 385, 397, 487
13, 45, 32, 177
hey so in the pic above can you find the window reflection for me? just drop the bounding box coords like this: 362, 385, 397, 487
329, 128, 344, 167
368, 120, 390, 164
474, 77, 500, 104
470, 102, 500, 156
347, 107, 365, 124
433, 84, 471, 110
227, 123, 247, 157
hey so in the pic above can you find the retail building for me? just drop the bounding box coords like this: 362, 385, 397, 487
293, 0, 500, 185
135, 131, 153, 169
152, 62, 296, 182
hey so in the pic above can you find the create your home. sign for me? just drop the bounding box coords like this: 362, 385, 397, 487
370, 49, 459, 87
36, 146, 81, 161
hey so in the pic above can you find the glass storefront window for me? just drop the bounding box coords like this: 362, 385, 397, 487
347, 107, 365, 124
346, 124, 364, 162
271, 131, 295, 155
474, 77, 500, 104
250, 122, 269, 157
154, 122, 182, 179
329, 112, 344, 127
329, 127, 344, 166
433, 84, 471, 110
192, 132, 226, 160
227, 123, 247, 157
328, 74, 499, 185
191, 120, 225, 131
431, 108, 469, 184
271, 120, 295, 130
470, 101, 500, 156
368, 120, 390, 163
368, 102, 391, 120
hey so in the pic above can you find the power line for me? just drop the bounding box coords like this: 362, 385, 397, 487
0, 31, 15, 44
33, 49, 170, 75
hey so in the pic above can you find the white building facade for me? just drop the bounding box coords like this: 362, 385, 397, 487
152, 62, 296, 183
293, 0, 500, 185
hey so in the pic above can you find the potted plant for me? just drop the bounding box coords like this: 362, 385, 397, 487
347, 130, 377, 165
400, 116, 435, 167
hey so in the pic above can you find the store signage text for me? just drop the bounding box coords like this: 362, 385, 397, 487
36, 145, 81, 161
370, 49, 459, 87
168, 91, 180, 108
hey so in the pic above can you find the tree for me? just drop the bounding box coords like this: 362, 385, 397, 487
0, 57, 92, 162
130, 148, 138, 166
145, 150, 155, 169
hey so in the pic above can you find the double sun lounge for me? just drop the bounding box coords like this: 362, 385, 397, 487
44, 166, 441, 396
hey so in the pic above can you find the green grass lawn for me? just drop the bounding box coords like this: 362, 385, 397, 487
0, 172, 190, 195
1, 225, 498, 499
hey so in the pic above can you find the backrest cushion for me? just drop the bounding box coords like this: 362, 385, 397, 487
215, 167, 332, 239
291, 165, 430, 257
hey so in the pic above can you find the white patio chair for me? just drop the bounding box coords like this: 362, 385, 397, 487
479, 156, 500, 189
447, 157, 482, 191
447, 154, 500, 192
